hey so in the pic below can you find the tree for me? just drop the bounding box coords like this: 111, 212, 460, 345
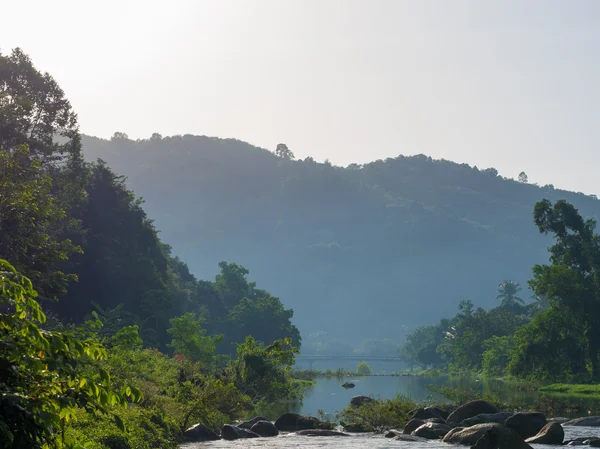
356, 361, 372, 375
167, 313, 222, 367
275, 143, 294, 160
496, 280, 524, 308
530, 199, 600, 379
227, 295, 301, 348
0, 48, 80, 163
0, 144, 81, 298
518, 171, 529, 183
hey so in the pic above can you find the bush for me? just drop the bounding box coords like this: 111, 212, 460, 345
356, 361, 372, 375
339, 396, 416, 432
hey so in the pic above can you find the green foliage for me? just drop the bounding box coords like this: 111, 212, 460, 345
481, 335, 513, 377
496, 280, 525, 308
339, 396, 417, 433
111, 325, 143, 351
232, 336, 299, 403
0, 48, 79, 161
0, 260, 140, 448
0, 144, 81, 297
356, 361, 372, 376
507, 307, 588, 382
167, 313, 221, 367
530, 199, 600, 378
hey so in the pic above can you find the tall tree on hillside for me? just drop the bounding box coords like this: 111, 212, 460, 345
0, 48, 80, 163
275, 143, 294, 160
530, 199, 600, 379
518, 172, 529, 183
496, 280, 524, 308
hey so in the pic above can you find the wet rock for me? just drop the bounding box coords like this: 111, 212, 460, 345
460, 412, 513, 427
350, 395, 374, 407
221, 424, 260, 440
504, 412, 547, 439
385, 430, 402, 438
447, 400, 499, 425
294, 429, 349, 437
411, 421, 453, 439
274, 413, 333, 431
587, 438, 600, 446
410, 406, 448, 421
341, 382, 355, 388
238, 416, 269, 429
443, 423, 532, 448
250, 420, 279, 437
563, 416, 600, 426
182, 423, 220, 442
525, 422, 564, 445
394, 434, 429, 442
403, 418, 426, 434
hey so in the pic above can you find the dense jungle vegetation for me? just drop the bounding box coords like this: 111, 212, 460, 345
0, 48, 302, 448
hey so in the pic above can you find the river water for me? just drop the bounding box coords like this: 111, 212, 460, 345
182, 375, 600, 447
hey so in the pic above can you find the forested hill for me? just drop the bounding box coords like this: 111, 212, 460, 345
82, 134, 600, 345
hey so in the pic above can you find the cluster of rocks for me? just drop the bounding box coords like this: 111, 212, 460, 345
374, 398, 600, 448
182, 412, 343, 442
182, 397, 600, 446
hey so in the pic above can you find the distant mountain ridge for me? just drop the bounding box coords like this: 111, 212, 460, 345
82, 133, 600, 344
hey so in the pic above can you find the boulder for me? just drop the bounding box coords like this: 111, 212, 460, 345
293, 429, 349, 437
563, 416, 600, 426
250, 420, 279, 437
341, 382, 355, 388
447, 400, 499, 425
182, 423, 220, 442
238, 416, 269, 429
525, 422, 564, 445
410, 406, 448, 421
504, 412, 547, 439
274, 413, 332, 431
442, 423, 532, 448
403, 418, 426, 434
587, 438, 600, 447
411, 422, 453, 439
460, 412, 513, 427
221, 424, 260, 440
350, 395, 374, 407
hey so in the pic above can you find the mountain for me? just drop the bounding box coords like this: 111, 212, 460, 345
81, 133, 600, 346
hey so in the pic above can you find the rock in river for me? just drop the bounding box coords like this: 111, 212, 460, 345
411, 421, 453, 439
504, 412, 547, 439
238, 416, 269, 429
221, 424, 260, 440
182, 423, 220, 442
274, 413, 332, 431
563, 416, 600, 426
443, 423, 532, 449
525, 422, 564, 445
250, 420, 279, 437
447, 400, 499, 425
460, 412, 513, 427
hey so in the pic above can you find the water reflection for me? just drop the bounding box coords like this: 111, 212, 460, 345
296, 374, 600, 418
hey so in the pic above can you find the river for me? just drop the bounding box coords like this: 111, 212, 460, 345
182, 375, 600, 447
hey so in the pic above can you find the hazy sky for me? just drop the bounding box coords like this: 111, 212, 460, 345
3, 0, 600, 195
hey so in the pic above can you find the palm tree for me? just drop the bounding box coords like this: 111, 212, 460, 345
496, 280, 524, 308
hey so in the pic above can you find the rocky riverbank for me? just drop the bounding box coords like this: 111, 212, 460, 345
181, 396, 600, 447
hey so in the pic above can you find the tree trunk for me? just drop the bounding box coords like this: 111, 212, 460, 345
588, 333, 600, 380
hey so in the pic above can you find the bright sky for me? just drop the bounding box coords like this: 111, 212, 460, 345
3, 0, 600, 195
